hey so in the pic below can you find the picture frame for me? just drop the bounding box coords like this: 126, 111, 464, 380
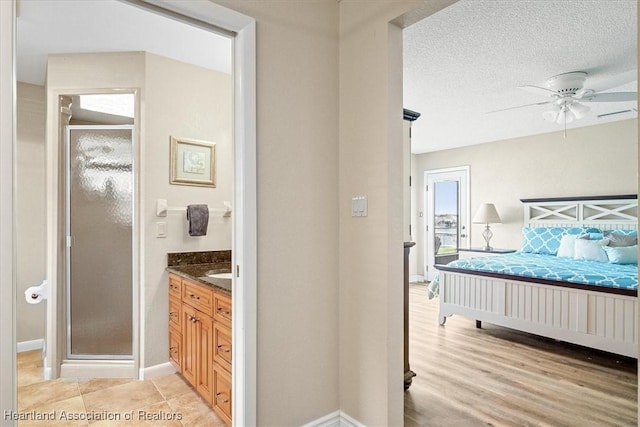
170, 136, 216, 187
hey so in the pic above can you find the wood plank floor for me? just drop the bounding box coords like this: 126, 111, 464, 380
404, 283, 637, 427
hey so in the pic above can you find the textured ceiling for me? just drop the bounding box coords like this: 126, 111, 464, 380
403, 0, 638, 153
17, 1, 637, 155
16, 0, 231, 86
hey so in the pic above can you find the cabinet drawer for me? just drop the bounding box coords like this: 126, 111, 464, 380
169, 327, 182, 371
183, 280, 214, 316
213, 322, 232, 373
169, 274, 182, 298
213, 365, 232, 425
213, 292, 232, 327
169, 296, 182, 331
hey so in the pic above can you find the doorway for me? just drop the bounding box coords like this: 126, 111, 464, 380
3, 0, 257, 424
424, 166, 469, 281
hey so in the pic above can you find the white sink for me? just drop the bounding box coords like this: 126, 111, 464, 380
206, 272, 233, 280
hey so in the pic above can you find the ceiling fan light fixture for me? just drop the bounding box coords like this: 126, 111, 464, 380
568, 101, 590, 119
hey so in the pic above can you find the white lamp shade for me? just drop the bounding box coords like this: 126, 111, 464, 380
472, 203, 502, 224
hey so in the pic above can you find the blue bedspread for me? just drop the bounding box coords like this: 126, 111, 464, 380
439, 252, 637, 291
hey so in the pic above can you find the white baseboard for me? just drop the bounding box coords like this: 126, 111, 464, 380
60, 360, 135, 379
302, 410, 365, 427
410, 274, 425, 283
301, 411, 340, 427
16, 338, 44, 353
339, 412, 365, 427
138, 362, 176, 380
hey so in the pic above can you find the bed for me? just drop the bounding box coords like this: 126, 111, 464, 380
435, 195, 638, 358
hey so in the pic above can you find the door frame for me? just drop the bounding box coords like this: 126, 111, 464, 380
0, 1, 257, 425
423, 166, 469, 281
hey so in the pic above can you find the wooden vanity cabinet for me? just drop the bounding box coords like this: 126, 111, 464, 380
168, 273, 232, 425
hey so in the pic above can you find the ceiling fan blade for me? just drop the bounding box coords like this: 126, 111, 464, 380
486, 100, 553, 114
580, 92, 637, 102
518, 85, 559, 97
587, 69, 637, 92
573, 88, 594, 99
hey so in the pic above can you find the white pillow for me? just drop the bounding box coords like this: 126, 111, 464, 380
573, 238, 609, 263
603, 245, 638, 264
557, 234, 579, 257
557, 233, 589, 257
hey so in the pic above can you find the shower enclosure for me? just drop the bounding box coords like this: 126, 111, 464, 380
65, 125, 134, 360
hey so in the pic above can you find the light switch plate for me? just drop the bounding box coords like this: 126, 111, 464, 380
351, 195, 368, 217
156, 222, 167, 238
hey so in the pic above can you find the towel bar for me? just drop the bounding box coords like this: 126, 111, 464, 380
156, 199, 231, 217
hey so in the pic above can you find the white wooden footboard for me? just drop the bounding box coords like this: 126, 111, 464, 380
439, 270, 638, 358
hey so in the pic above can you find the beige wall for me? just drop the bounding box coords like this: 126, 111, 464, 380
338, 1, 452, 425
413, 119, 638, 277
210, 2, 341, 425
143, 52, 232, 367
16, 82, 46, 343
213, 0, 461, 424
339, 6, 404, 425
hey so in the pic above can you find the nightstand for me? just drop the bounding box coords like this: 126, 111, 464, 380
458, 247, 516, 259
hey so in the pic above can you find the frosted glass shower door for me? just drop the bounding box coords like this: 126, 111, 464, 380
66, 126, 134, 359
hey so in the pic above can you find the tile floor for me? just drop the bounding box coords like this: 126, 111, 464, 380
16, 350, 226, 427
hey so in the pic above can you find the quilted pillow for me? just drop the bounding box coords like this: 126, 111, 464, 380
603, 245, 637, 264
521, 227, 588, 255
574, 238, 609, 263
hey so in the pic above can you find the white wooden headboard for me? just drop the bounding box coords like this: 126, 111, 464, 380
521, 195, 638, 231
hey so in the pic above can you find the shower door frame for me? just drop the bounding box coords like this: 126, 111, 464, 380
64, 124, 136, 361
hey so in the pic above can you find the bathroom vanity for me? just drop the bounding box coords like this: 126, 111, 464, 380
166, 251, 232, 425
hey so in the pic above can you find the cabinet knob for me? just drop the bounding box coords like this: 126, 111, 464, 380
216, 392, 229, 404
217, 345, 231, 353
217, 307, 230, 316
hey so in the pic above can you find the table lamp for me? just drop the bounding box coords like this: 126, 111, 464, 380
472, 203, 502, 251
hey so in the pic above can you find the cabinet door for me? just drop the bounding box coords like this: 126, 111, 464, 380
169, 274, 182, 298
182, 304, 198, 387
196, 314, 214, 404
169, 296, 182, 331
213, 292, 232, 328
213, 365, 232, 425
213, 322, 232, 374
168, 326, 182, 371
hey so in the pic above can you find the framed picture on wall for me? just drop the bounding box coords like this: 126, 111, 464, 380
170, 136, 216, 187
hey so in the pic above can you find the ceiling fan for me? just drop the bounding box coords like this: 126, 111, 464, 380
489, 71, 637, 125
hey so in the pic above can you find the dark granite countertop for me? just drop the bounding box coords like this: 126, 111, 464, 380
166, 262, 232, 295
